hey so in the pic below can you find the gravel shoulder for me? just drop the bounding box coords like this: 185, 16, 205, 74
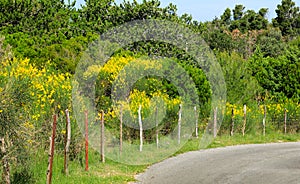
135, 142, 300, 184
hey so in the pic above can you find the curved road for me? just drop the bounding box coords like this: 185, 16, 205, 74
135, 142, 300, 184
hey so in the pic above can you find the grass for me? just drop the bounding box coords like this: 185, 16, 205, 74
19, 132, 300, 183
208, 132, 300, 148
31, 150, 147, 184
176, 132, 300, 156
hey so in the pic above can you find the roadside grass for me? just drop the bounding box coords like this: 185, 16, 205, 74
177, 132, 300, 155
18, 133, 300, 183
31, 149, 147, 184
208, 132, 300, 148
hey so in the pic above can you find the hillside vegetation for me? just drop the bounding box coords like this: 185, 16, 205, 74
0, 0, 299, 183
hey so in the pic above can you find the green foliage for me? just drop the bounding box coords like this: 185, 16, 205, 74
203, 25, 234, 52
250, 36, 300, 100
79, 0, 179, 34
233, 4, 245, 21
256, 27, 286, 57
220, 8, 231, 25
273, 0, 300, 37
207, 6, 269, 55
92, 53, 207, 143
230, 6, 268, 32
0, 36, 13, 61
0, 56, 82, 182
221, 100, 300, 136
216, 51, 261, 104
0, 0, 299, 182
0, 0, 77, 36
0, 60, 34, 183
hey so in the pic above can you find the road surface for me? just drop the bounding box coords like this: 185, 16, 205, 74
135, 142, 300, 184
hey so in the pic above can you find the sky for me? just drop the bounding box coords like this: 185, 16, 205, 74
75, 0, 300, 22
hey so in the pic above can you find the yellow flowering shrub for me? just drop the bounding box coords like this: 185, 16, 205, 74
89, 54, 184, 134
0, 58, 72, 141
222, 99, 300, 134
129, 89, 151, 118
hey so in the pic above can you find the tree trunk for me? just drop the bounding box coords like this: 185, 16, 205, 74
0, 138, 10, 184
138, 105, 143, 152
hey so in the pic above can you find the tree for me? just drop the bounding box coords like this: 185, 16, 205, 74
257, 8, 269, 29
258, 8, 268, 18
233, 5, 245, 20
273, 0, 300, 37
256, 28, 286, 57
221, 8, 231, 25
230, 8, 269, 32
0, 0, 77, 37
216, 51, 261, 104
250, 37, 300, 100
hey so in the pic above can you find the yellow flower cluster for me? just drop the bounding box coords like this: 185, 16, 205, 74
101, 56, 136, 80
129, 89, 151, 116
23, 121, 35, 129
0, 58, 38, 78
0, 58, 72, 126
226, 103, 245, 117
83, 56, 136, 82
106, 110, 116, 119
266, 104, 280, 113
97, 109, 117, 121
31, 67, 71, 119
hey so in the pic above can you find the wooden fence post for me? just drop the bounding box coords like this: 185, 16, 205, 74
242, 105, 247, 136
64, 109, 71, 175
138, 105, 143, 152
230, 108, 234, 136
100, 110, 105, 163
263, 105, 266, 136
47, 115, 57, 184
213, 107, 217, 138
119, 105, 123, 155
84, 110, 88, 171
178, 104, 182, 144
194, 106, 199, 138
155, 106, 159, 148
1, 138, 10, 184
284, 108, 287, 134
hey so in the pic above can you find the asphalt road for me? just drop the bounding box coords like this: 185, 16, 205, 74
135, 142, 300, 184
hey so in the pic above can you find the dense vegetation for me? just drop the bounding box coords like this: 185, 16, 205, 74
0, 0, 299, 183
